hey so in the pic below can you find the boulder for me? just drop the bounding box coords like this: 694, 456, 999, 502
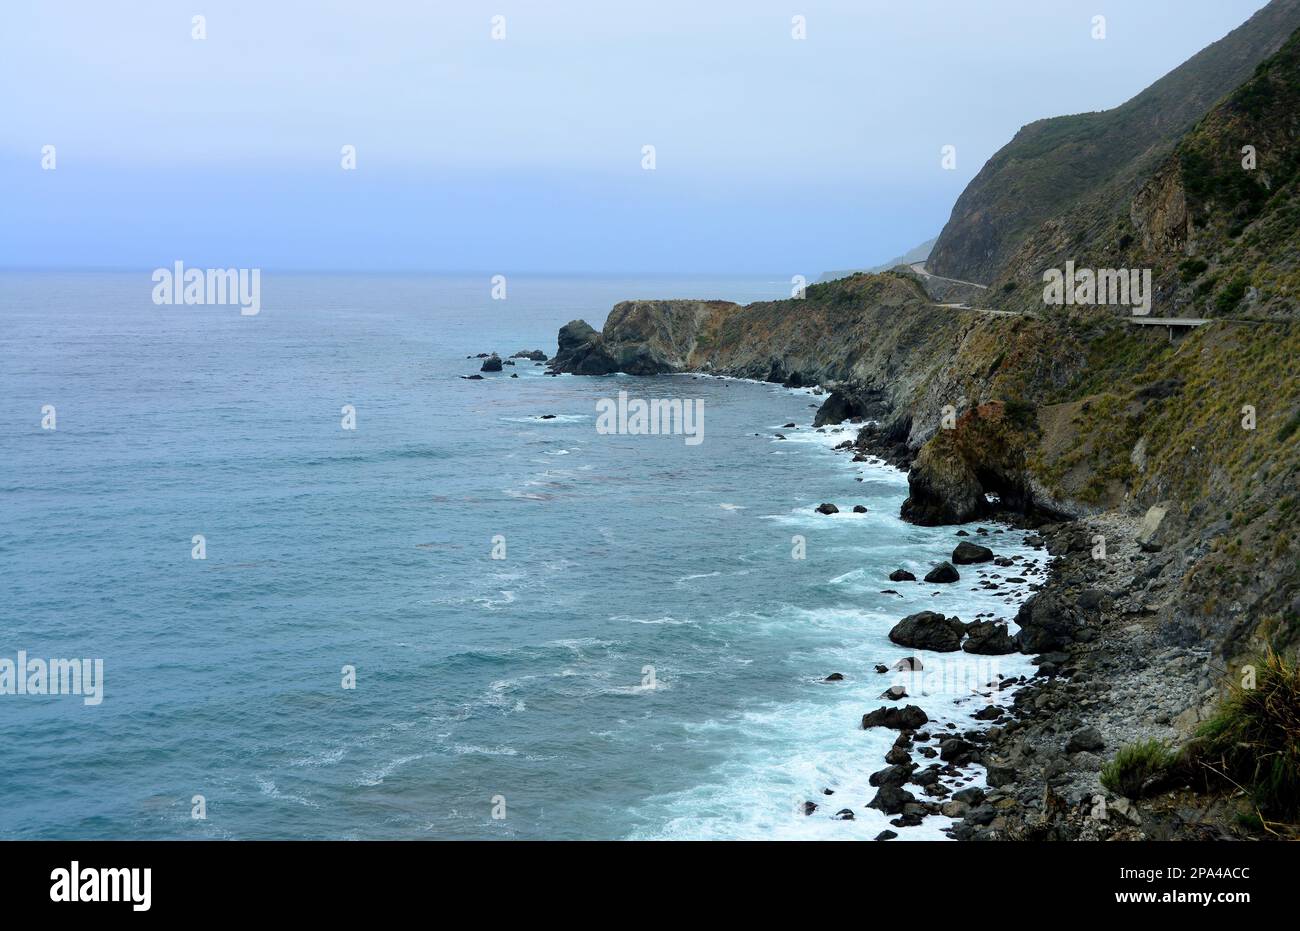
1014, 590, 1084, 653
952, 541, 994, 564
924, 562, 960, 583
862, 704, 929, 730
889, 611, 965, 652
1065, 727, 1105, 754
480, 354, 503, 372
939, 738, 975, 764
869, 764, 915, 788
885, 746, 912, 765
962, 621, 1018, 655
815, 503, 839, 515
868, 785, 917, 815
813, 389, 869, 427
823, 672, 844, 682
888, 569, 916, 582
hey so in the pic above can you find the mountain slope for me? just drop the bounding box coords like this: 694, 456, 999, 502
991, 24, 1300, 319
927, 0, 1300, 285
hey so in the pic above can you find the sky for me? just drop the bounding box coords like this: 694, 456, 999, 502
0, 0, 1274, 275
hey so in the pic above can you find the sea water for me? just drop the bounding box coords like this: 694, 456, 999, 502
0, 271, 1043, 839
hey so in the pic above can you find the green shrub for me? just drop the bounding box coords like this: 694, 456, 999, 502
1101, 740, 1177, 798
1179, 258, 1209, 282
1186, 650, 1300, 824
1215, 273, 1250, 314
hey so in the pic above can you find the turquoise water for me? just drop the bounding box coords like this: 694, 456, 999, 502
0, 272, 1043, 839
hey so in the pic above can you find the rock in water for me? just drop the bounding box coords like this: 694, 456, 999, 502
867, 785, 917, 815
815, 503, 839, 515
889, 569, 916, 582
869, 764, 914, 787
861, 704, 929, 730
962, 621, 1018, 655
888, 611, 965, 652
480, 354, 503, 372
924, 561, 960, 583
952, 541, 994, 564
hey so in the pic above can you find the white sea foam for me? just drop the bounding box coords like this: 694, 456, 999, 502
627, 521, 1047, 841
357, 754, 423, 787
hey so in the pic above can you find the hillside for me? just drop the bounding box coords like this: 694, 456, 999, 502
993, 25, 1300, 320
927, 0, 1300, 285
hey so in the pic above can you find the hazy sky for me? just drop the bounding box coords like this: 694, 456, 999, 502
0, 0, 1272, 274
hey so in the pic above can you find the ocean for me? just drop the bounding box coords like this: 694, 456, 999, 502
0, 271, 1044, 839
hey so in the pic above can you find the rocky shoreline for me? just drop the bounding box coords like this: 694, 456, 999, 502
822, 416, 1245, 840
540, 285, 1292, 840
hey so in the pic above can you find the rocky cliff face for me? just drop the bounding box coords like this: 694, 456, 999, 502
552, 273, 1087, 472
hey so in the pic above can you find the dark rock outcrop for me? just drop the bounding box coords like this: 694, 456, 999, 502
923, 562, 960, 584
868, 785, 917, 815
962, 621, 1018, 655
1014, 589, 1087, 653
862, 705, 929, 730
889, 611, 965, 652
952, 541, 994, 564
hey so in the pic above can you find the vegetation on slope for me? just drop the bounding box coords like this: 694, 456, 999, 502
927, 0, 1300, 284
